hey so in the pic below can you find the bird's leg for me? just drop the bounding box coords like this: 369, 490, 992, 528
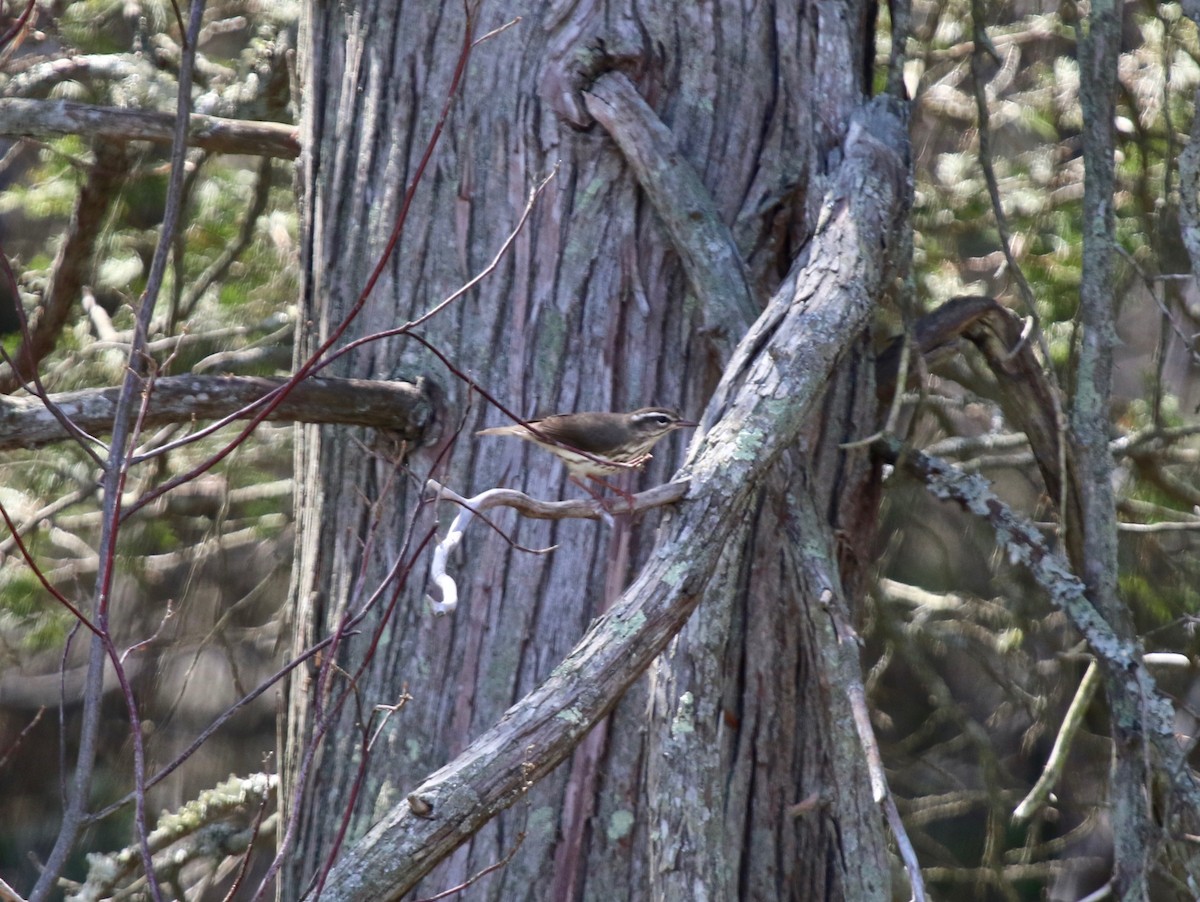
586, 475, 639, 512
569, 476, 617, 511
566, 476, 637, 513
567, 456, 649, 512
587, 455, 653, 512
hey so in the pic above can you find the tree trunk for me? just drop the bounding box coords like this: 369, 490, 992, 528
283, 2, 899, 899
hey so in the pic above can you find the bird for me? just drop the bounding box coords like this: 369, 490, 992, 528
476, 407, 697, 497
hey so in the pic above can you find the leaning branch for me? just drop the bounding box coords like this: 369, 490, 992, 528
583, 71, 758, 353
0, 142, 130, 395
877, 436, 1200, 819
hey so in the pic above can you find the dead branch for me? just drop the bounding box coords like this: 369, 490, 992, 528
0, 375, 432, 451
423, 479, 691, 614
877, 295, 1084, 568
0, 98, 299, 159
69, 773, 277, 901
583, 71, 758, 352
0, 142, 131, 394
876, 436, 1200, 822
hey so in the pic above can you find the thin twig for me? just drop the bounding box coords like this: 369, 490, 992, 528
27, 0, 209, 894
823, 588, 929, 902
403, 165, 557, 331
412, 830, 527, 901
118, 160, 550, 464
1115, 244, 1200, 366
179, 155, 275, 319
85, 636, 333, 824
0, 876, 27, 902
0, 707, 45, 771
0, 500, 101, 635
219, 782, 273, 902
109, 5, 210, 887
968, 2, 1073, 551
264, 380, 483, 897
0, 0, 36, 68
472, 15, 521, 47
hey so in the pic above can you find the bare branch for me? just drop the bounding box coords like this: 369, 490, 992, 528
0, 877, 26, 902
28, 4, 211, 896
179, 155, 276, 319
0, 141, 130, 398
877, 436, 1200, 822
423, 479, 691, 614
0, 98, 299, 159
583, 71, 758, 353
71, 773, 277, 901
0, 375, 432, 451
1013, 660, 1101, 823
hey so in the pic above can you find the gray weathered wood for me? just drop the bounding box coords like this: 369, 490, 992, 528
0, 376, 430, 450
284, 3, 901, 900
306, 97, 908, 902
0, 98, 299, 158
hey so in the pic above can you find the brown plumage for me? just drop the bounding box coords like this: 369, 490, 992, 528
476, 407, 697, 481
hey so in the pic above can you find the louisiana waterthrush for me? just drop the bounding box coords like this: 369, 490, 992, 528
476, 407, 697, 492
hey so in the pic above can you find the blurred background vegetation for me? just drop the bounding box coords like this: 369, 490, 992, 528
874, 2, 1200, 899
0, 0, 1198, 899
0, 0, 298, 892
